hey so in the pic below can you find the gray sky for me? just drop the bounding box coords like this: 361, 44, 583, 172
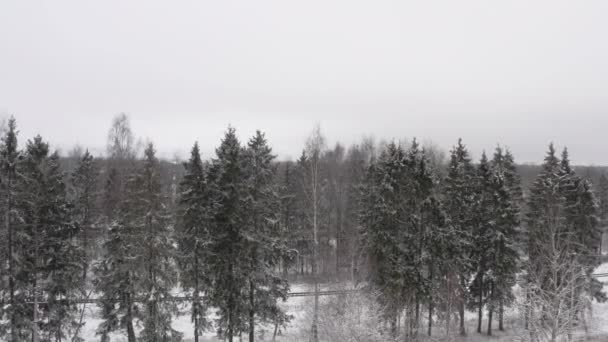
1, 0, 607, 164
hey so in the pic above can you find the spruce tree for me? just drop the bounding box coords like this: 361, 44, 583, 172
103, 168, 123, 220
361, 140, 442, 338
94, 219, 138, 342
70, 154, 101, 339
278, 161, 299, 277
343, 144, 370, 283
132, 143, 181, 342
559, 149, 605, 302
524, 144, 561, 331
70, 150, 100, 283
469, 152, 493, 334
0, 117, 24, 341
43, 151, 84, 341
423, 194, 453, 337
443, 138, 477, 336
363, 142, 416, 336
486, 147, 520, 333
405, 139, 435, 338
95, 176, 140, 342
294, 152, 314, 277
11, 137, 83, 341
206, 127, 248, 342
19, 136, 54, 340
502, 149, 523, 205
0, 117, 21, 342
242, 131, 290, 342
363, 143, 401, 335
526, 144, 563, 271
176, 142, 211, 342
323, 143, 347, 277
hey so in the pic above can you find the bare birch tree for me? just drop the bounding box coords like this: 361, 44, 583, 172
302, 123, 326, 342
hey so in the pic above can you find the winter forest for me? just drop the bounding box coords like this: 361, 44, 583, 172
0, 113, 607, 342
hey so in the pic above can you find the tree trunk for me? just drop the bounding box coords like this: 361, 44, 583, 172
415, 209, 423, 339
32, 219, 40, 342
403, 309, 407, 339
193, 271, 200, 342
73, 206, 90, 342
459, 276, 466, 336
311, 171, 319, 342
351, 239, 358, 285
6, 172, 18, 342
446, 274, 452, 338
487, 281, 494, 336
335, 202, 341, 278
312, 280, 319, 342
249, 279, 255, 342
228, 306, 234, 342
73, 304, 87, 342
428, 300, 433, 337
529, 306, 536, 342
459, 300, 466, 336
82, 205, 90, 284
415, 296, 420, 338
568, 278, 575, 342
56, 321, 62, 342
524, 287, 530, 330
477, 273, 483, 333
32, 281, 39, 342
409, 304, 415, 338
272, 321, 279, 342
498, 298, 504, 331
599, 230, 603, 256
487, 306, 493, 336
72, 289, 94, 342
282, 258, 288, 279
228, 260, 235, 342
194, 303, 200, 342
126, 292, 136, 342
427, 259, 434, 337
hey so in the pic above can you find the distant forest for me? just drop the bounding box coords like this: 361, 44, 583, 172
58, 136, 608, 200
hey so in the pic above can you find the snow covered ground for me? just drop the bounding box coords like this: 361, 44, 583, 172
588, 263, 608, 339
79, 283, 325, 342
74, 265, 608, 341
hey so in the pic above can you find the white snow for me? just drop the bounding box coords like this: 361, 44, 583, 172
78, 282, 329, 341
590, 262, 608, 337
595, 262, 608, 275
56, 272, 608, 341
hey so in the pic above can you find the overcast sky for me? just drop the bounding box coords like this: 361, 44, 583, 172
1, 1, 607, 164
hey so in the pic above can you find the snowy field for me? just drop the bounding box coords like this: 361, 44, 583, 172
74, 265, 608, 341
79, 283, 323, 342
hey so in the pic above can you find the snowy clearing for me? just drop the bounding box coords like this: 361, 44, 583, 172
76, 269, 608, 342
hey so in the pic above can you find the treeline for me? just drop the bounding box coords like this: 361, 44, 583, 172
0, 114, 607, 342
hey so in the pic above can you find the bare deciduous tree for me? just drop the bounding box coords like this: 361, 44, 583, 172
522, 232, 592, 342
303, 123, 326, 342
106, 113, 136, 160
